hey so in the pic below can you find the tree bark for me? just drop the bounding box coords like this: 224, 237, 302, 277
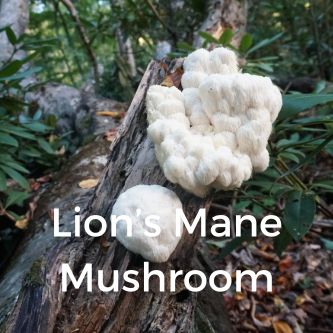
1, 60, 233, 333
193, 0, 248, 48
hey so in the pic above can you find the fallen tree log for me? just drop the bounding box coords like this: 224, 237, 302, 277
1, 60, 233, 333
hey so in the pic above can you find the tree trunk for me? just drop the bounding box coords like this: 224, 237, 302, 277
1, 60, 233, 333
193, 0, 248, 48
115, 28, 137, 78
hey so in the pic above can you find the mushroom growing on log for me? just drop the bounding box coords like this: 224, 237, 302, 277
147, 48, 282, 198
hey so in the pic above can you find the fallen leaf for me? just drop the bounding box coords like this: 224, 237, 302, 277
276, 275, 289, 287
293, 308, 308, 323
250, 245, 277, 261
161, 67, 184, 88
279, 255, 293, 272
30, 180, 41, 191
56, 145, 66, 156
78, 179, 99, 189
238, 298, 251, 311
96, 111, 125, 119
251, 296, 271, 328
235, 292, 246, 301
161, 75, 174, 87
104, 128, 117, 142
296, 293, 315, 305
15, 218, 29, 230
273, 321, 293, 333
36, 174, 53, 183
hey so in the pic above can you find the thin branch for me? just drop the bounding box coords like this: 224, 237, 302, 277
55, 0, 85, 79
143, 0, 178, 43
59, 0, 100, 85
52, 0, 76, 85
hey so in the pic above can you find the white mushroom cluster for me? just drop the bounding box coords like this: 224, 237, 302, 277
112, 185, 183, 263
146, 47, 282, 197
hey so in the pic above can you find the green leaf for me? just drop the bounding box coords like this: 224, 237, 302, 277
254, 62, 274, 73
191, 0, 206, 12
20, 147, 42, 158
2, 125, 36, 140
37, 138, 54, 154
219, 230, 255, 258
176, 42, 195, 52
33, 110, 42, 121
0, 165, 30, 189
218, 28, 234, 45
277, 133, 333, 179
0, 66, 42, 82
198, 31, 219, 44
5, 26, 17, 45
0, 132, 18, 147
206, 240, 229, 248
0, 60, 23, 78
44, 114, 57, 127
239, 33, 253, 53
2, 161, 29, 174
234, 200, 251, 212
279, 151, 299, 163
283, 191, 316, 241
247, 32, 283, 55
279, 94, 333, 121
274, 227, 293, 256
23, 121, 50, 132
0, 170, 7, 191
5, 190, 29, 209
321, 238, 333, 251
311, 181, 333, 192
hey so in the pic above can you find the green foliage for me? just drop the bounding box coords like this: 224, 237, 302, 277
283, 191, 316, 241
231, 93, 333, 255
280, 94, 333, 120
172, 29, 283, 76
247, 0, 333, 80
0, 27, 57, 217
29, 0, 205, 99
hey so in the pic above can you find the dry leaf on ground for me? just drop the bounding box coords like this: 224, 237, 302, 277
78, 179, 99, 189
273, 320, 293, 333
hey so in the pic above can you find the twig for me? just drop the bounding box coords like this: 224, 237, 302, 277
51, 0, 76, 85
314, 219, 333, 228
307, 328, 333, 333
55, 0, 85, 78
59, 0, 100, 84
276, 157, 333, 218
0, 203, 16, 222
143, 0, 177, 43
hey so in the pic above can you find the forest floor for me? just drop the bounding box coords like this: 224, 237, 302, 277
208, 221, 333, 333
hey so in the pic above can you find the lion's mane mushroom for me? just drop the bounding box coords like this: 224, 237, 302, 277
112, 184, 183, 263
146, 47, 282, 198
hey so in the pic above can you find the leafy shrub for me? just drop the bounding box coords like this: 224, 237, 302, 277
171, 28, 283, 75
0, 27, 57, 221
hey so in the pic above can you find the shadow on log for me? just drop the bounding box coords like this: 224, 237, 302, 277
1, 60, 233, 333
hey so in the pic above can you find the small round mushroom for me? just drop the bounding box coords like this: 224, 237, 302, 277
146, 47, 282, 197
112, 185, 183, 263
